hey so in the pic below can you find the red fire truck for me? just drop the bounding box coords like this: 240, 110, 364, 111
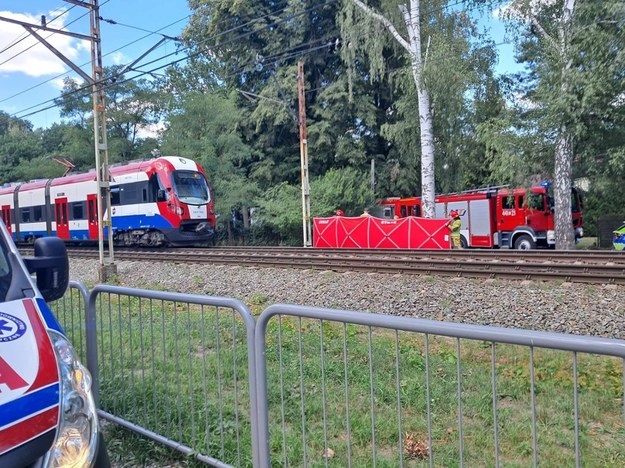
378, 184, 584, 249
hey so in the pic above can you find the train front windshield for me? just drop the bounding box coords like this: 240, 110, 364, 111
170, 171, 211, 205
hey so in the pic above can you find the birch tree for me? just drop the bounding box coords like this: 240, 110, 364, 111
347, 0, 437, 217
503, 0, 625, 249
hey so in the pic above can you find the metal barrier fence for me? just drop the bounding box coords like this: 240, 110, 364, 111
53, 285, 625, 467
255, 305, 625, 468
86, 285, 259, 467
50, 281, 89, 362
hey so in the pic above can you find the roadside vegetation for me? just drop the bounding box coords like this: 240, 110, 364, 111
54, 289, 625, 467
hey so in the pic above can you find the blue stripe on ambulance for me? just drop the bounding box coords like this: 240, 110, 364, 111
35, 298, 63, 334
0, 383, 60, 429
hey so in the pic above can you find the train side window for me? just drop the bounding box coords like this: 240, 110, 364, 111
110, 187, 121, 206
121, 184, 139, 205
72, 203, 84, 220
148, 174, 167, 202
34, 206, 43, 222
21, 207, 31, 223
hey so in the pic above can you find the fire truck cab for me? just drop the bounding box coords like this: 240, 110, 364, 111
379, 184, 583, 250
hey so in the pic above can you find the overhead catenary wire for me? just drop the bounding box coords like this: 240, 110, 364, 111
1, 0, 299, 106
9, 0, 506, 121
0, 13, 190, 105
0, 1, 109, 69
0, 3, 77, 55
10, 0, 339, 119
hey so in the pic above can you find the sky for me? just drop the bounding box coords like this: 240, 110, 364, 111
0, 0, 191, 129
0, 1, 522, 131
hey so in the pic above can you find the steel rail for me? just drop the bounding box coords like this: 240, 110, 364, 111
22, 246, 625, 285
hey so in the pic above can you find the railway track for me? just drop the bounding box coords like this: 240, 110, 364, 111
21, 246, 625, 285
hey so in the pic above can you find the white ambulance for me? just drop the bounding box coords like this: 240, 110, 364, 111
0, 221, 109, 467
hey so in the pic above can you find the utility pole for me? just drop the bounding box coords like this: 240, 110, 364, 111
297, 61, 312, 247
87, 1, 116, 281
0, 0, 116, 281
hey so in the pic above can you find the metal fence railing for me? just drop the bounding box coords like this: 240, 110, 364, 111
254, 304, 625, 468
52, 284, 625, 467
86, 285, 259, 468
50, 280, 89, 362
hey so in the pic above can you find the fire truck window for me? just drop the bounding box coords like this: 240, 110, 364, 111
383, 207, 392, 218
400, 206, 407, 217
528, 194, 544, 211
414, 205, 421, 217
517, 196, 524, 208
502, 196, 514, 209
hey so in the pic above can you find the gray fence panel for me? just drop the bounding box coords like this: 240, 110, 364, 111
255, 304, 625, 467
87, 285, 259, 468
50, 280, 89, 361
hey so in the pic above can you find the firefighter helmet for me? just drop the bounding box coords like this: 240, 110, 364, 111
450, 210, 460, 218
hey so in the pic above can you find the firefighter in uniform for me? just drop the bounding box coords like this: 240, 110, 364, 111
447, 210, 462, 249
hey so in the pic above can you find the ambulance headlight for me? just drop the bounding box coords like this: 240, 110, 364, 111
44, 331, 98, 468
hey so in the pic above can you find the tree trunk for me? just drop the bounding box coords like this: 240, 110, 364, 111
403, 0, 436, 218
554, 0, 576, 250
554, 129, 574, 249
349, 0, 436, 217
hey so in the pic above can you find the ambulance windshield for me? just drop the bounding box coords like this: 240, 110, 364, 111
0, 238, 11, 302
170, 171, 211, 205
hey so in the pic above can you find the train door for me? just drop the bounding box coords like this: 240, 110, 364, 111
87, 194, 99, 240
1, 205, 11, 235
54, 198, 69, 239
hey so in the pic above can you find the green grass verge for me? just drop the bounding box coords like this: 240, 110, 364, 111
53, 290, 625, 467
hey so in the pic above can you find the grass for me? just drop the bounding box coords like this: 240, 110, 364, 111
52, 289, 625, 467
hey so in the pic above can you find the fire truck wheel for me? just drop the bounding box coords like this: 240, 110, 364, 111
460, 236, 468, 249
514, 234, 536, 250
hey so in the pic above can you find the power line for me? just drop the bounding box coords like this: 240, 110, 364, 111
0, 14, 189, 104
1, 0, 296, 105
9, 0, 336, 119
11, 1, 339, 120
98, 15, 186, 41
0, 2, 106, 69
9, 0, 503, 121
0, 3, 76, 54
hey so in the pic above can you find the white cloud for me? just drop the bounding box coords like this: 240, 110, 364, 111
108, 51, 128, 66
50, 77, 67, 90
0, 10, 86, 78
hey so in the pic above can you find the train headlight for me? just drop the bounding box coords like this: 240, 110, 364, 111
44, 331, 99, 468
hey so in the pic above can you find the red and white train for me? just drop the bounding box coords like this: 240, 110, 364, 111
0, 156, 215, 247
378, 183, 584, 249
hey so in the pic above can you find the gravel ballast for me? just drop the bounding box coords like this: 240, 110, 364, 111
70, 259, 625, 339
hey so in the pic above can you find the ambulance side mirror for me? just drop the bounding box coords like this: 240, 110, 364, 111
24, 237, 69, 303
